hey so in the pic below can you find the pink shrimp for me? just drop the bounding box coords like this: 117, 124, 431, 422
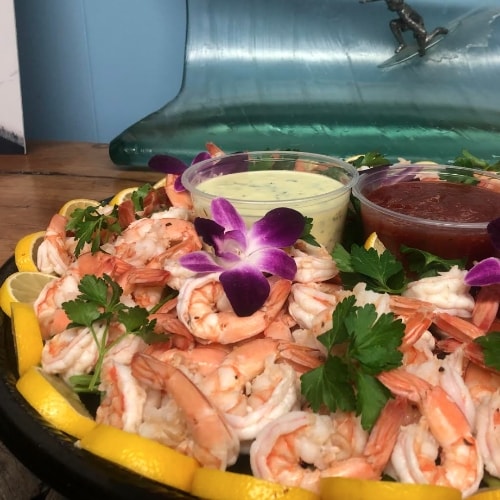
177, 273, 292, 344
37, 213, 75, 275
131, 352, 239, 469
199, 337, 316, 441
96, 359, 147, 433
250, 398, 407, 494
110, 216, 201, 268
379, 369, 483, 497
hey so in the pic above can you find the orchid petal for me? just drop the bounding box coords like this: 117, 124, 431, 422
247, 248, 297, 280
248, 208, 305, 250
220, 229, 247, 252
465, 257, 500, 286
148, 154, 187, 174
220, 265, 270, 316
488, 217, 500, 251
179, 252, 223, 273
194, 218, 226, 247
211, 198, 246, 233
191, 151, 211, 165
173, 175, 185, 192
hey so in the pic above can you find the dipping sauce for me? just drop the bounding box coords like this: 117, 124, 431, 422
367, 181, 500, 223
193, 170, 351, 250
357, 175, 500, 265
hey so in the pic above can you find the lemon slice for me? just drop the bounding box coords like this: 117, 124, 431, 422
79, 424, 199, 492
191, 468, 319, 500
109, 187, 140, 206
0, 271, 56, 317
58, 198, 101, 218
468, 490, 500, 499
153, 177, 167, 189
11, 302, 43, 376
320, 477, 462, 500
363, 231, 387, 254
16, 366, 96, 439
15, 231, 46, 272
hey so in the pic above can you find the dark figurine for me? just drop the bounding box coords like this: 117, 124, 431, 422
361, 0, 448, 56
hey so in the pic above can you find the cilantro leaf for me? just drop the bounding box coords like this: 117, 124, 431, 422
333, 243, 407, 294
346, 305, 403, 374
300, 216, 320, 247
454, 149, 500, 173
301, 297, 405, 430
400, 245, 466, 278
474, 332, 500, 370
62, 274, 162, 392
301, 356, 356, 413
347, 152, 392, 169
355, 372, 392, 430
65, 204, 121, 256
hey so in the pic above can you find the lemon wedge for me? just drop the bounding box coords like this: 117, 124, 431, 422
14, 231, 46, 272
0, 271, 56, 317
16, 366, 96, 439
363, 231, 387, 255
191, 468, 319, 500
11, 302, 43, 376
58, 198, 101, 218
320, 477, 462, 500
468, 489, 500, 499
79, 424, 199, 492
108, 187, 140, 206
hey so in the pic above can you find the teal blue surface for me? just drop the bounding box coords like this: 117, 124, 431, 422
109, 0, 500, 167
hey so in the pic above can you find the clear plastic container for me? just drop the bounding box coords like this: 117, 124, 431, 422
182, 151, 359, 251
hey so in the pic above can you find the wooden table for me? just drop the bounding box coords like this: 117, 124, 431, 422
0, 142, 163, 499
0, 141, 162, 266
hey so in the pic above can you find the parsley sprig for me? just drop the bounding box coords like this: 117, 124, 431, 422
65, 204, 121, 257
332, 243, 407, 294
474, 332, 500, 371
301, 295, 404, 430
62, 274, 163, 393
300, 216, 320, 247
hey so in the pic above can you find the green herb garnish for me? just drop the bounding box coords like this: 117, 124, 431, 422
474, 332, 500, 371
454, 149, 500, 173
332, 243, 407, 294
63, 274, 165, 392
400, 245, 466, 278
347, 152, 392, 168
301, 295, 404, 430
300, 216, 320, 247
65, 204, 121, 257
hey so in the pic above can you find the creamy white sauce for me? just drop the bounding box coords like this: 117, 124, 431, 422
193, 170, 351, 250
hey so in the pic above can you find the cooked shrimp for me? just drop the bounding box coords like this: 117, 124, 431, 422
131, 352, 239, 469
461, 361, 500, 477
177, 273, 291, 344
110, 216, 201, 268
470, 284, 500, 332
200, 338, 303, 441
290, 241, 338, 283
288, 282, 341, 335
402, 266, 475, 318
41, 325, 100, 380
96, 359, 147, 433
250, 398, 407, 494
379, 369, 483, 497
37, 214, 74, 275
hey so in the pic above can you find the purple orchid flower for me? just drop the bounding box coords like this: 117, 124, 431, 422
148, 151, 211, 192
465, 217, 500, 286
180, 198, 305, 317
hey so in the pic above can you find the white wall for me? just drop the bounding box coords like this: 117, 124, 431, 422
14, 0, 186, 143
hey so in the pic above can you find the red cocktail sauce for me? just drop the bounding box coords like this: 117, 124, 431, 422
361, 180, 500, 265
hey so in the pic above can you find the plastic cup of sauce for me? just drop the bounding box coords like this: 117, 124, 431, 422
352, 164, 500, 265
181, 151, 359, 251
